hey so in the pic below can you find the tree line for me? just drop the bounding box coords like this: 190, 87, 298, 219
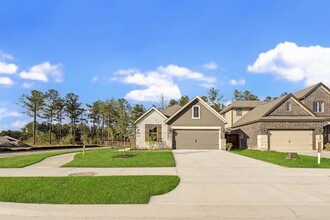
18, 89, 146, 145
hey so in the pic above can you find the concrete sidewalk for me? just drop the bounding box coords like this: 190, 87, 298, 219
1, 202, 330, 220
0, 167, 177, 176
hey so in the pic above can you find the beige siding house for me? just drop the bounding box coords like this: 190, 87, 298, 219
135, 96, 228, 149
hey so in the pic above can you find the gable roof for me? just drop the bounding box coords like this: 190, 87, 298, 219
134, 106, 167, 124
220, 100, 264, 114
232, 94, 316, 127
164, 96, 228, 124
293, 82, 330, 99
161, 104, 182, 117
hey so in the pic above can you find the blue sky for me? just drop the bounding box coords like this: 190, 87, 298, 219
1, 0, 330, 130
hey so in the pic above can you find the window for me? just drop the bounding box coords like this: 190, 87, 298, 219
192, 105, 200, 119
148, 124, 158, 141
236, 108, 242, 116
286, 102, 292, 112
313, 101, 324, 113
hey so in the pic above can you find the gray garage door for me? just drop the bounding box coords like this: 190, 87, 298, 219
173, 129, 219, 149
269, 130, 313, 151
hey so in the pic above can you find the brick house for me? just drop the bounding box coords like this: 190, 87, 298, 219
221, 83, 330, 151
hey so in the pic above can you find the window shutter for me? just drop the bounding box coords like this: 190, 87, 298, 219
145, 124, 149, 142
157, 124, 162, 142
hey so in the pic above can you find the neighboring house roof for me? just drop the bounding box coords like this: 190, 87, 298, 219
161, 104, 182, 117
293, 82, 330, 99
164, 96, 228, 124
232, 94, 316, 128
220, 100, 264, 114
134, 106, 167, 124
0, 136, 20, 144
0, 136, 30, 148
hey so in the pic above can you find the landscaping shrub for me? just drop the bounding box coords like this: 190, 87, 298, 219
325, 143, 330, 151
226, 143, 233, 151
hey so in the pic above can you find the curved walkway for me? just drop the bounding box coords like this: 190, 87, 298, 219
28, 153, 77, 168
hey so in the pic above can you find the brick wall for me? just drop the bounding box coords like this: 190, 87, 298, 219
232, 121, 324, 149
302, 87, 330, 117
268, 97, 310, 116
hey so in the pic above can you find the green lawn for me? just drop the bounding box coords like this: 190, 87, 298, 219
63, 148, 176, 167
0, 150, 80, 168
0, 176, 180, 204
232, 149, 330, 168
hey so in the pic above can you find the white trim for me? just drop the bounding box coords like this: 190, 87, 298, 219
134, 107, 167, 124
171, 126, 222, 130
218, 127, 221, 149
320, 85, 330, 95
192, 105, 200, 119
165, 96, 228, 124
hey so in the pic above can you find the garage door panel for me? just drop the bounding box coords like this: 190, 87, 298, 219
270, 130, 313, 151
174, 130, 219, 149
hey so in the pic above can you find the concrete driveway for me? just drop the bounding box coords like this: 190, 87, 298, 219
151, 150, 330, 205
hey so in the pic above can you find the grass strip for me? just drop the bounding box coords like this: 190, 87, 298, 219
0, 176, 180, 204
232, 149, 330, 168
63, 148, 176, 167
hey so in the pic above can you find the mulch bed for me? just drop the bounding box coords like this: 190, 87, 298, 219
112, 154, 136, 159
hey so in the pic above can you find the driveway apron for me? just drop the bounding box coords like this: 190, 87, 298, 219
150, 150, 330, 205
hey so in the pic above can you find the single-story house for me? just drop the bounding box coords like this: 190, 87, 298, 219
222, 82, 330, 151
134, 96, 228, 150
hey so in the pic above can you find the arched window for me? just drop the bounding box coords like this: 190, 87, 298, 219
192, 105, 200, 119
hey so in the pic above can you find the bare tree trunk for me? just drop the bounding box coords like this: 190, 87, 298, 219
33, 104, 37, 145
49, 110, 52, 145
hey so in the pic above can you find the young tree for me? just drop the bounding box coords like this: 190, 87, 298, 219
158, 94, 167, 110
19, 90, 45, 145
43, 89, 60, 145
116, 98, 131, 143
64, 93, 84, 143
179, 95, 189, 106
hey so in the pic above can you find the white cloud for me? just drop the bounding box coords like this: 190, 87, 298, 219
0, 77, 14, 86
91, 76, 98, 83
0, 50, 14, 60
22, 82, 34, 89
248, 42, 330, 86
158, 64, 216, 83
0, 107, 20, 120
115, 64, 216, 102
0, 61, 18, 74
19, 62, 63, 82
202, 62, 218, 70
10, 120, 28, 129
224, 100, 232, 107
230, 78, 246, 86
126, 85, 181, 102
